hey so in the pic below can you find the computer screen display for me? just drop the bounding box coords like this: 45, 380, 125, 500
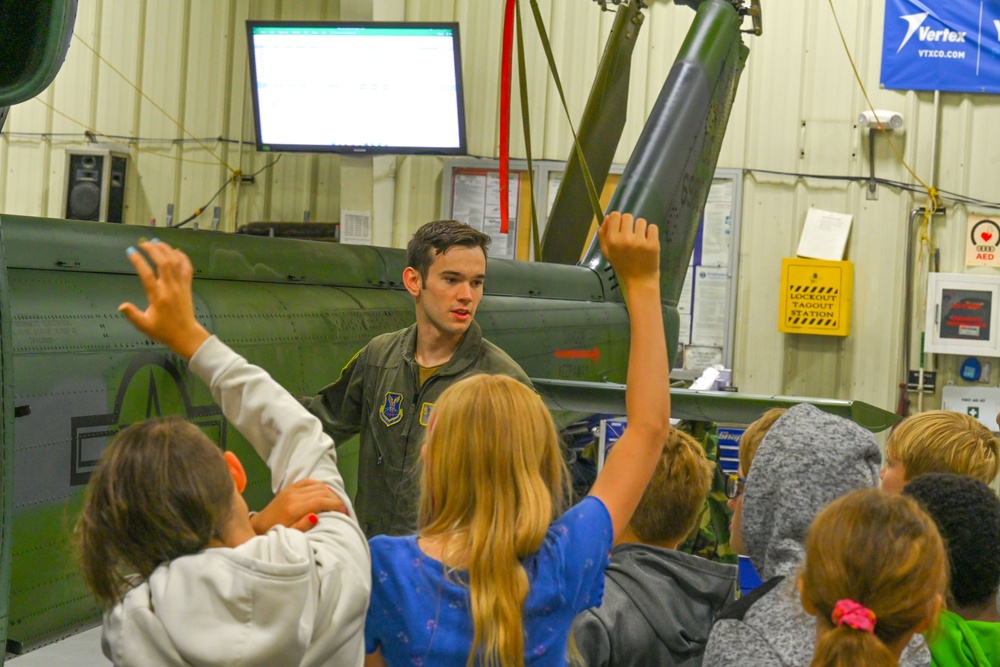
247, 21, 467, 155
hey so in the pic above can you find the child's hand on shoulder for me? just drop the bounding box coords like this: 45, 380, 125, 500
251, 479, 348, 534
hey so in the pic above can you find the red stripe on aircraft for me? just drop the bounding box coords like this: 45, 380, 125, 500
554, 347, 601, 363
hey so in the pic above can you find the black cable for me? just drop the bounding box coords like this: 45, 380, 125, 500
0, 132, 82, 138
746, 168, 1000, 212
170, 155, 283, 229
248, 154, 282, 177
0, 130, 242, 144
171, 179, 231, 228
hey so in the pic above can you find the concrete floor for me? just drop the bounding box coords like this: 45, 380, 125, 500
7, 627, 109, 666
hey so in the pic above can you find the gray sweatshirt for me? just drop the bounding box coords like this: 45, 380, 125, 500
573, 544, 737, 666
702, 403, 929, 667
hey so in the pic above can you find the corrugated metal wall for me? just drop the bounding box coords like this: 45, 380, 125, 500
3, 0, 999, 416
0, 0, 344, 230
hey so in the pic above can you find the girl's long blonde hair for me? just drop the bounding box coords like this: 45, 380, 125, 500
800, 489, 947, 667
419, 374, 572, 667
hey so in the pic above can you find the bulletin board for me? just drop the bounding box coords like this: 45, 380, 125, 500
441, 159, 743, 378
439, 158, 534, 260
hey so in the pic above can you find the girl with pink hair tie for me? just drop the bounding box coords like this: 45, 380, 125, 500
797, 489, 947, 667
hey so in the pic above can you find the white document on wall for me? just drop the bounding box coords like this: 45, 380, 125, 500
340, 210, 372, 245
483, 172, 518, 259
684, 345, 724, 372
452, 172, 487, 231
692, 268, 729, 347
701, 180, 734, 267
546, 174, 562, 219
677, 266, 694, 349
796, 208, 852, 261
941, 386, 1000, 432
451, 171, 518, 259
678, 313, 692, 347
678, 266, 694, 314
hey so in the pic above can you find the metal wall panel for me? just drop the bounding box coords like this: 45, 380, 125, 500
0, 0, 346, 232
6, 0, 1000, 417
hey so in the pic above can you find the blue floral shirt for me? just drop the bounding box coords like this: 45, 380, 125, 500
365, 496, 613, 666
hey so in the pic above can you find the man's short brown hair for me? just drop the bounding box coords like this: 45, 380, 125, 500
739, 408, 786, 475
406, 220, 491, 280
886, 410, 1000, 485
629, 429, 715, 546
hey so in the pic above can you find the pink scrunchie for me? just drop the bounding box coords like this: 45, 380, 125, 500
832, 599, 877, 633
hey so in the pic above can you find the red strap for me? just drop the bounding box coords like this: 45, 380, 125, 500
499, 0, 516, 234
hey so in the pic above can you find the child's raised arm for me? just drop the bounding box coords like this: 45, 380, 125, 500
586, 213, 672, 539
118, 241, 355, 513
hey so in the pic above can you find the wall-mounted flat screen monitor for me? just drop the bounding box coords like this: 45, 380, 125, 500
246, 21, 467, 155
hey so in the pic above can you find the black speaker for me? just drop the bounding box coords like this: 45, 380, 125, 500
63, 148, 128, 223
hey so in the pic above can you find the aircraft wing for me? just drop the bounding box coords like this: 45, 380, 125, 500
532, 378, 900, 433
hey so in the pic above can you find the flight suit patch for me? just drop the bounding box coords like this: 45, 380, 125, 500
380, 392, 404, 427
419, 402, 435, 426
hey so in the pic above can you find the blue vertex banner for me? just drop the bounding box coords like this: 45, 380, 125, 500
881, 0, 1000, 94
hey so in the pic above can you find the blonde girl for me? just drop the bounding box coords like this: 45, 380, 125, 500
798, 489, 946, 667
363, 212, 672, 667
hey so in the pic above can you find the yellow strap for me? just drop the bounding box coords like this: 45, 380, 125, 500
526, 0, 604, 228
71, 32, 236, 172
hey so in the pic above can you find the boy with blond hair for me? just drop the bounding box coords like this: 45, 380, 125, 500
573, 429, 737, 666
724, 408, 784, 556
736, 409, 785, 484
880, 410, 999, 494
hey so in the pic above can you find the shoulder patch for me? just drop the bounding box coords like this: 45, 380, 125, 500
419, 402, 434, 426
340, 347, 364, 375
380, 392, 404, 427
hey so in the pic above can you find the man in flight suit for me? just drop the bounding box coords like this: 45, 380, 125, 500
307, 220, 531, 537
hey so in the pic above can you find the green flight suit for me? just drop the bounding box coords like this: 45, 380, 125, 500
308, 320, 531, 537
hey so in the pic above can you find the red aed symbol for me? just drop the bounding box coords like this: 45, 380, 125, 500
554, 347, 601, 363
983, 232, 994, 243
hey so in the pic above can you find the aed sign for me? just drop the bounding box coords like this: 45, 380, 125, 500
779, 258, 853, 337
881, 0, 1000, 94
966, 216, 1000, 267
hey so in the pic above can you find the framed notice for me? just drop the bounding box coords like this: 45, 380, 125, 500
536, 165, 742, 380
442, 160, 742, 379
441, 158, 526, 260
924, 273, 1000, 356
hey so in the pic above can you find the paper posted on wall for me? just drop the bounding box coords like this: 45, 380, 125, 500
796, 208, 852, 261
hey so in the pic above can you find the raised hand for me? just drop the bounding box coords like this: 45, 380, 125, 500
586, 211, 670, 539
118, 239, 210, 360
598, 212, 660, 287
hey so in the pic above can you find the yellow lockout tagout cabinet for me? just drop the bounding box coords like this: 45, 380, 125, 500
778, 258, 854, 337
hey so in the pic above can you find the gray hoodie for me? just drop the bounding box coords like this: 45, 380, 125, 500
702, 403, 929, 667
573, 544, 737, 666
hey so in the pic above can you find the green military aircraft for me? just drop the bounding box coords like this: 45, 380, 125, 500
0, 0, 896, 659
